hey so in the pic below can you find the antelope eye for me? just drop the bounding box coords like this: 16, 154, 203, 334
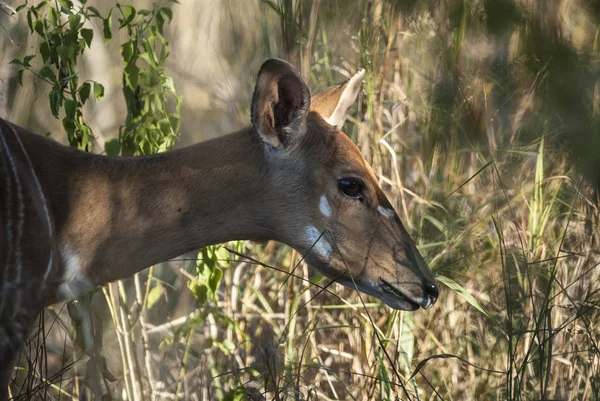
338, 177, 363, 198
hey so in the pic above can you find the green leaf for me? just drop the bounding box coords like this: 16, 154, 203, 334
39, 41, 51, 63
93, 82, 104, 100
48, 6, 59, 26
64, 98, 77, 120
33, 19, 45, 36
157, 120, 169, 137
39, 66, 57, 83
209, 267, 223, 293
56, 42, 78, 65
155, 11, 164, 34
397, 310, 415, 372
87, 6, 102, 18
120, 41, 135, 63
118, 5, 136, 27
123, 63, 139, 90
17, 69, 24, 86
146, 284, 163, 309
160, 7, 173, 22
102, 11, 112, 44
104, 138, 121, 156
49, 89, 63, 118
68, 13, 82, 31
26, 9, 34, 32
78, 82, 91, 105
437, 275, 491, 318
81, 28, 93, 48
59, 0, 74, 9
79, 124, 92, 151
158, 34, 170, 62
22, 55, 35, 68
168, 114, 180, 135
163, 76, 176, 94
138, 52, 156, 68
215, 246, 229, 267
141, 95, 151, 115
56, 45, 70, 62
62, 116, 75, 133
188, 281, 208, 304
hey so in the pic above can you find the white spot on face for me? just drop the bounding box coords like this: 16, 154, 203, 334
57, 246, 92, 300
319, 195, 331, 218
377, 206, 396, 218
305, 226, 332, 260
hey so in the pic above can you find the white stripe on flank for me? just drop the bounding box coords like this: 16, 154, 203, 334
319, 194, 331, 218
305, 226, 332, 260
9, 124, 54, 286
0, 125, 24, 318
377, 206, 395, 218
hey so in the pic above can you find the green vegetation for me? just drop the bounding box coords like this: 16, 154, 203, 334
1, 0, 599, 400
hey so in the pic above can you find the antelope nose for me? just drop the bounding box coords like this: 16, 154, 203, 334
423, 280, 438, 308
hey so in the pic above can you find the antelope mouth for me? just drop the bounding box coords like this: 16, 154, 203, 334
334, 277, 421, 311
379, 279, 421, 311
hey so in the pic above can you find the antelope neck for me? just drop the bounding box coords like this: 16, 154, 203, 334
22, 126, 273, 286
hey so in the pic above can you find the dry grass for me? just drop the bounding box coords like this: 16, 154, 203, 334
1, 0, 599, 400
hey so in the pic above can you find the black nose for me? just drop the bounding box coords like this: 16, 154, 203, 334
424, 279, 439, 305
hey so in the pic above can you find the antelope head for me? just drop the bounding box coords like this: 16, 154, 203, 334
251, 59, 438, 310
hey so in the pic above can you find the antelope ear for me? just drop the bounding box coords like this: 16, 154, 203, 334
310, 69, 365, 128
251, 59, 310, 149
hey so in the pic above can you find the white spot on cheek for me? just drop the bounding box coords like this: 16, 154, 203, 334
305, 226, 332, 260
57, 246, 92, 300
377, 206, 396, 218
319, 195, 331, 217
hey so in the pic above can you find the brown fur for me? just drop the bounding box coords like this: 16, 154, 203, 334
0, 59, 437, 399
310, 82, 347, 118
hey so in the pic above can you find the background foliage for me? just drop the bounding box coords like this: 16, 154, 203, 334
1, 0, 599, 400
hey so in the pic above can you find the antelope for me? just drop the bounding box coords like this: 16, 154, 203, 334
0, 59, 438, 398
